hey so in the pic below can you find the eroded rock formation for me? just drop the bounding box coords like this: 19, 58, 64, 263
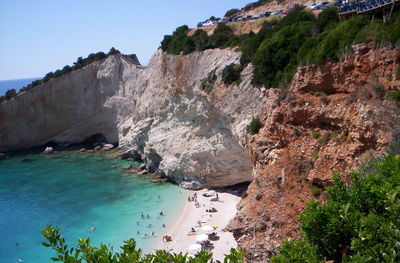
229, 45, 400, 262
0, 49, 264, 189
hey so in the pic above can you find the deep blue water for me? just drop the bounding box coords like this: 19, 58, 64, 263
0, 152, 187, 262
0, 78, 40, 96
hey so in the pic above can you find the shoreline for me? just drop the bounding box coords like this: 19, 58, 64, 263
154, 188, 241, 261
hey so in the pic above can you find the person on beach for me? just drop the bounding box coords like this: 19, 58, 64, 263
163, 235, 172, 242
162, 224, 166, 228
191, 227, 196, 233
197, 220, 202, 227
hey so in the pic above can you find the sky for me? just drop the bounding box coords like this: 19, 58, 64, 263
0, 0, 253, 80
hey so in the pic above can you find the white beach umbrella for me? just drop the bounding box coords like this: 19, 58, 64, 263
188, 243, 202, 251
202, 225, 214, 232
196, 234, 208, 242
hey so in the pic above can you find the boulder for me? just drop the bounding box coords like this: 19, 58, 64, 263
102, 144, 114, 150
94, 145, 102, 151
139, 163, 146, 170
43, 147, 54, 154
78, 148, 87, 152
120, 149, 142, 161
0, 153, 5, 159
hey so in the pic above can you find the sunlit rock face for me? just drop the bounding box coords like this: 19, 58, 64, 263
0, 48, 268, 189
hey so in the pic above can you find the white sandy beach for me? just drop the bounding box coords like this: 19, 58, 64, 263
155, 189, 241, 261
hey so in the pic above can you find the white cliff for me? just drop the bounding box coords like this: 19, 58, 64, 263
0, 48, 268, 189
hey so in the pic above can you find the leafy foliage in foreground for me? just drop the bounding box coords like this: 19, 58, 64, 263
42, 226, 245, 263
272, 153, 400, 262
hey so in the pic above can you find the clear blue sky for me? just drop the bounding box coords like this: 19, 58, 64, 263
0, 0, 252, 80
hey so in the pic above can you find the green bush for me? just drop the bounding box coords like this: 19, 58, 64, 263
311, 130, 321, 139
252, 9, 316, 87
273, 154, 400, 262
209, 24, 234, 48
41, 225, 246, 262
5, 89, 17, 99
271, 239, 321, 263
222, 64, 243, 85
200, 69, 217, 93
160, 25, 195, 55
246, 117, 262, 135
0, 89, 17, 102
397, 65, 400, 80
388, 90, 400, 103
191, 29, 210, 51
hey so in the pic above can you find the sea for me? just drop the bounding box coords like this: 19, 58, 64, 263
0, 78, 40, 96
0, 152, 188, 262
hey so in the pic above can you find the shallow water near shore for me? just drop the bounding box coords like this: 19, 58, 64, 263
0, 152, 188, 263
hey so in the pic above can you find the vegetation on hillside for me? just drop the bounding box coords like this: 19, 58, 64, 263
41, 225, 245, 262
160, 24, 234, 55
222, 64, 243, 85
0, 48, 121, 103
272, 149, 400, 262
246, 117, 262, 135
161, 6, 400, 91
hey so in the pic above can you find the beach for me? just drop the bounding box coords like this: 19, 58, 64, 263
155, 188, 241, 261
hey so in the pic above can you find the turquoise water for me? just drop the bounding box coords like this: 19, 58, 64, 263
0, 78, 40, 96
0, 152, 187, 262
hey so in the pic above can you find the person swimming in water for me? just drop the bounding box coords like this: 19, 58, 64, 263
162, 224, 166, 228
147, 214, 150, 218
159, 211, 164, 216
148, 224, 152, 228
137, 230, 140, 235
141, 212, 144, 218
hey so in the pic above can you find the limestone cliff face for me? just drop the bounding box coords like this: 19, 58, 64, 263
0, 49, 262, 189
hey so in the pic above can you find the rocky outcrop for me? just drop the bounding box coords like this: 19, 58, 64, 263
229, 45, 400, 262
0, 49, 264, 189
42, 147, 54, 154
